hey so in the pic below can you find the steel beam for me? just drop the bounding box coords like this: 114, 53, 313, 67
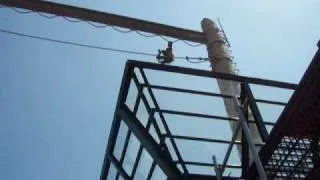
138, 68, 188, 173
233, 98, 267, 180
142, 84, 280, 126
177, 161, 241, 169
108, 154, 130, 180
143, 83, 287, 106
212, 156, 222, 180
243, 83, 268, 142
142, 84, 234, 99
130, 110, 155, 179
255, 99, 287, 106
250, 43, 320, 179
128, 60, 298, 90
166, 134, 265, 147
221, 120, 241, 174
100, 63, 133, 180
241, 133, 249, 179
156, 109, 275, 126
156, 109, 237, 121
241, 97, 250, 179
130, 142, 144, 179
131, 73, 162, 139
146, 161, 156, 180
115, 84, 143, 180
119, 104, 181, 179
0, 0, 206, 44
183, 174, 238, 180
130, 73, 178, 178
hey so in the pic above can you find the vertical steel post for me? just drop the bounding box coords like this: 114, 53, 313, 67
100, 64, 133, 180
221, 119, 241, 174
233, 98, 267, 180
212, 156, 222, 180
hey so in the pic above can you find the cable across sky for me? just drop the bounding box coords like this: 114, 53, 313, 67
0, 4, 240, 67
0, 28, 209, 63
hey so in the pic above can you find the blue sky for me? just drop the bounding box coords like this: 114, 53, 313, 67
0, 0, 319, 179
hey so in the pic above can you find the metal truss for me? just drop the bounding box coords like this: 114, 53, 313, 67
100, 59, 300, 180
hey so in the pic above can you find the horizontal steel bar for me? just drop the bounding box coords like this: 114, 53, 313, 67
144, 83, 287, 106
165, 134, 265, 147
184, 174, 239, 180
155, 109, 275, 126
127, 60, 298, 90
176, 161, 241, 169
0, 0, 206, 43
255, 99, 287, 106
156, 109, 237, 121
142, 84, 233, 99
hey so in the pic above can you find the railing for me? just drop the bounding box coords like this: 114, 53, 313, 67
100, 60, 297, 180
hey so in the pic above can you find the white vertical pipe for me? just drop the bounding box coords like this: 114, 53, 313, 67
201, 18, 262, 162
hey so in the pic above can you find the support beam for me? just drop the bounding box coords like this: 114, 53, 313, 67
108, 154, 130, 180
176, 161, 241, 169
119, 104, 181, 179
221, 120, 241, 174
212, 156, 222, 180
138, 68, 188, 173
243, 83, 268, 142
115, 84, 143, 180
241, 96, 249, 179
127, 60, 298, 90
0, 0, 206, 44
129, 109, 155, 179
156, 109, 275, 126
166, 134, 264, 147
233, 98, 267, 180
184, 174, 239, 180
100, 63, 133, 180
146, 161, 157, 180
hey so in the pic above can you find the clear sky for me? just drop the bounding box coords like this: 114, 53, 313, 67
1, 0, 319, 180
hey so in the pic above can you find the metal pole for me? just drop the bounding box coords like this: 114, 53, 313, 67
212, 156, 222, 180
221, 119, 241, 174
232, 98, 267, 180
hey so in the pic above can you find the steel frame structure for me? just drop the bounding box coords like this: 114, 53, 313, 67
248, 41, 320, 179
100, 60, 297, 180
3, 1, 319, 179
